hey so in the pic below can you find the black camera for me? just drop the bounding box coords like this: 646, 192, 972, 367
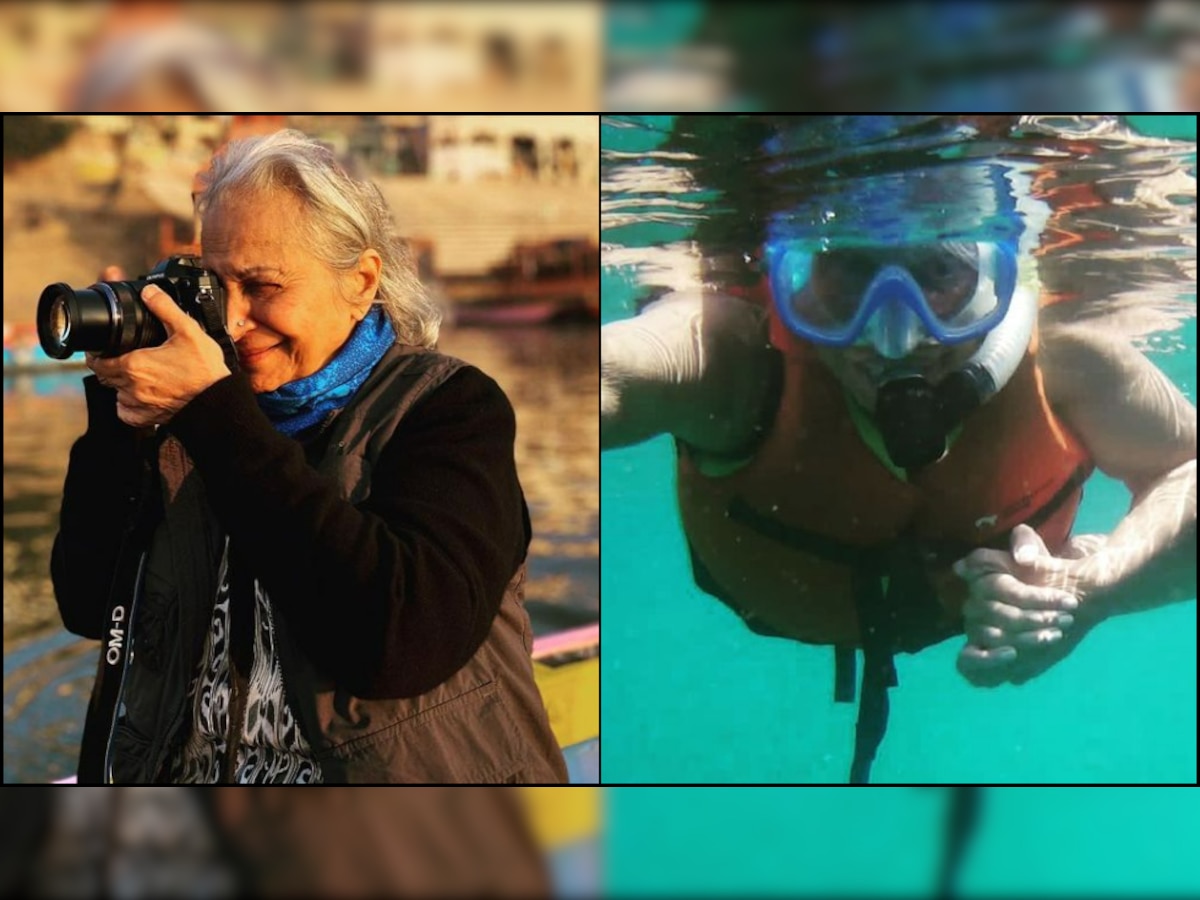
37, 256, 228, 360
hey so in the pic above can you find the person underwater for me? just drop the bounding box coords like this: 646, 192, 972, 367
602, 165, 1196, 783
739, 232, 1058, 783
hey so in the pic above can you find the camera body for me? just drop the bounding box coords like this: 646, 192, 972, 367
37, 256, 228, 360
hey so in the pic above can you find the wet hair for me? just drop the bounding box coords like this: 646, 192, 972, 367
196, 129, 441, 348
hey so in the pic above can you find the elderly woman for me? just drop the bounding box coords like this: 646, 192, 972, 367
51, 129, 568, 784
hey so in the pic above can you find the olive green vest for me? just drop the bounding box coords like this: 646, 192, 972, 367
108, 345, 566, 783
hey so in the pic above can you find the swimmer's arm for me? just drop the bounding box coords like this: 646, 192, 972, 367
601, 292, 777, 453
1040, 326, 1197, 624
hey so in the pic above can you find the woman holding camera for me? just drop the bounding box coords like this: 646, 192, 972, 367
51, 130, 567, 784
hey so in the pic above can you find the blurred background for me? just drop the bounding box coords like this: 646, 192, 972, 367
1, 786, 602, 898
0, 0, 600, 112
605, 788, 1200, 897
605, 0, 1200, 111
2, 787, 1197, 898
1, 1, 1197, 114
2, 114, 598, 783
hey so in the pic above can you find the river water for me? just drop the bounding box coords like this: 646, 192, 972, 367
3, 323, 598, 783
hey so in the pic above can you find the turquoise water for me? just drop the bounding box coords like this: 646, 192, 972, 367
601, 116, 1197, 784
605, 788, 1200, 895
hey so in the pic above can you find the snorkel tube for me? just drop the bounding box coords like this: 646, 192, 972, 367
939, 257, 1036, 415
874, 241, 1035, 470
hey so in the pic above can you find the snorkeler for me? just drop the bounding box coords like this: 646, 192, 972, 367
601, 119, 1197, 783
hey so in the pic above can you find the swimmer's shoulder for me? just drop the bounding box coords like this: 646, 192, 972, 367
1039, 321, 1180, 414
661, 290, 781, 474
1039, 321, 1196, 490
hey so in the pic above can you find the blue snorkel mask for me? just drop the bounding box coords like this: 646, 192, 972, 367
765, 240, 1018, 359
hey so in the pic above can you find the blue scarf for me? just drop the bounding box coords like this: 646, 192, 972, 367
256, 306, 395, 437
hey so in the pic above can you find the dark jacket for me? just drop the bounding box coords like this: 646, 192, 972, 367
52, 343, 567, 783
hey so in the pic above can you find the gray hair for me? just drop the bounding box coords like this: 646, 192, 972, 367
196, 129, 440, 348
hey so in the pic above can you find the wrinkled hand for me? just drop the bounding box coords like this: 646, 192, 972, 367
954, 524, 1103, 687
86, 284, 230, 428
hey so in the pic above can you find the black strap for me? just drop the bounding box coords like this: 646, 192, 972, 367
728, 498, 886, 571
849, 535, 965, 783
849, 669, 890, 785
833, 646, 856, 703
194, 291, 242, 376
78, 430, 164, 783
847, 566, 899, 784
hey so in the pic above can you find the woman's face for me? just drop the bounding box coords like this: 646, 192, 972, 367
816, 338, 982, 413
201, 189, 380, 394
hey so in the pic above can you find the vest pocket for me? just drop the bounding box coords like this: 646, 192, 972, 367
317, 679, 527, 784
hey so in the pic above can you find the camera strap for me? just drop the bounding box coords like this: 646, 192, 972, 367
77, 428, 164, 783
194, 294, 242, 376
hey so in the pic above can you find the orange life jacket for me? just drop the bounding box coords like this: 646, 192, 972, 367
677, 286, 1094, 651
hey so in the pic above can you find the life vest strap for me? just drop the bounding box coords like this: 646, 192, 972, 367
727, 498, 962, 651
847, 565, 901, 784
688, 467, 1090, 783
728, 497, 886, 571
833, 646, 856, 703
849, 665, 891, 785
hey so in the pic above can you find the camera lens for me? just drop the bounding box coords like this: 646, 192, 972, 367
36, 280, 166, 359
47, 295, 71, 345
38, 284, 103, 359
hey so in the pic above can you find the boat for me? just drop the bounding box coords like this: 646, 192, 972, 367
442, 238, 599, 326
527, 601, 599, 785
